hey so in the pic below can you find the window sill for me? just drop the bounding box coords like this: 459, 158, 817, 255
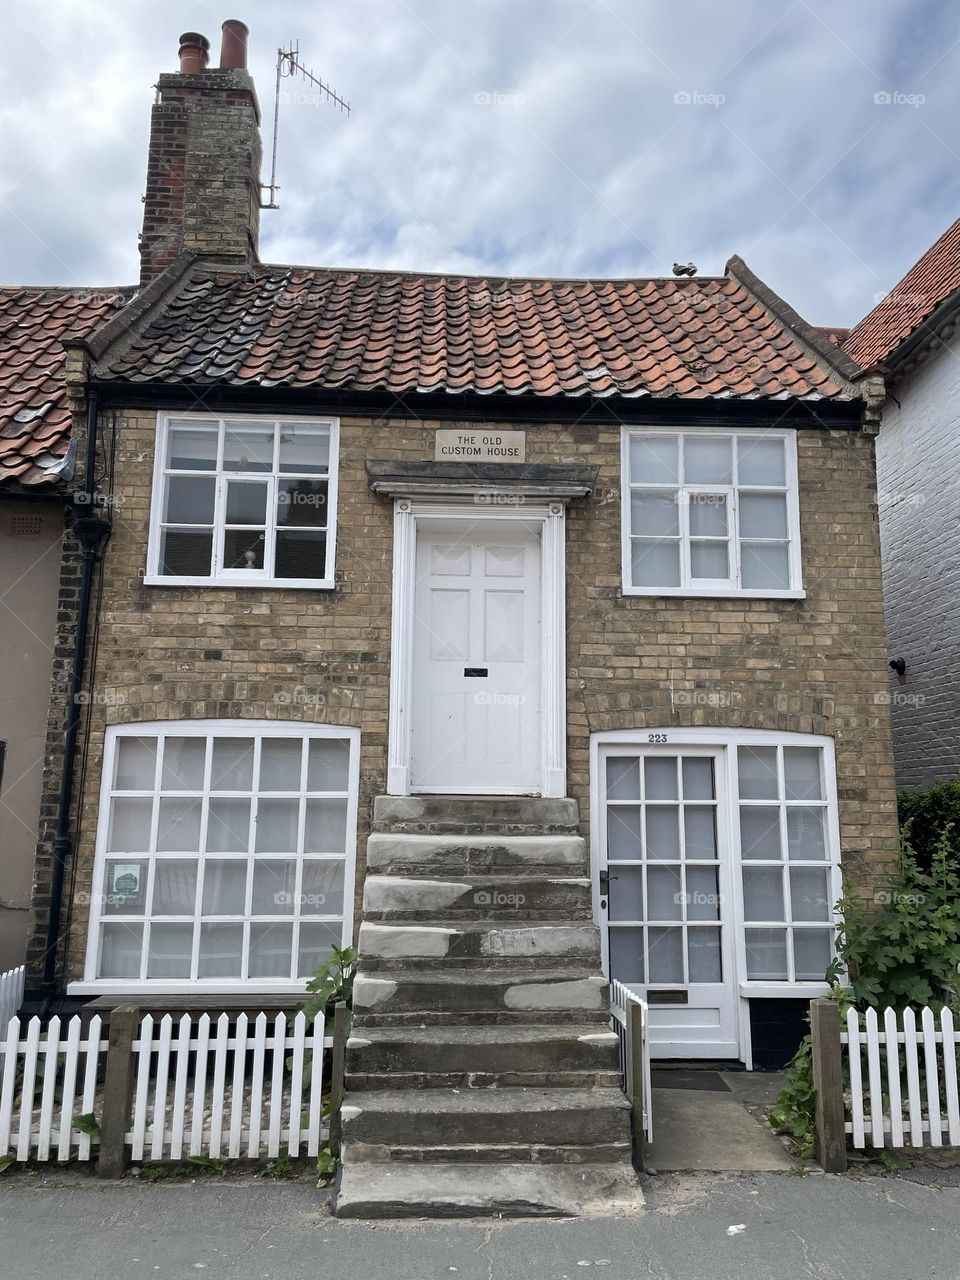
142, 576, 336, 591
738, 981, 834, 999
621, 587, 806, 600
68, 980, 311, 996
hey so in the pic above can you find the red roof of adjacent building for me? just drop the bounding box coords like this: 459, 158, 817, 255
844, 217, 960, 369
0, 286, 133, 487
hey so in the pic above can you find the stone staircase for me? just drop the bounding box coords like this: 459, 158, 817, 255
333, 796, 642, 1219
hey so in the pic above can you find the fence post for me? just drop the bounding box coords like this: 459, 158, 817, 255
98, 1005, 139, 1178
328, 1001, 349, 1158
811, 998, 847, 1173
627, 999, 646, 1172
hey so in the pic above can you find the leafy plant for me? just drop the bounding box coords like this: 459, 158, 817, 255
300, 946, 358, 1020
0, 1155, 13, 1176
315, 1147, 339, 1187
770, 985, 852, 1159
897, 781, 960, 870
74, 1113, 100, 1138
186, 1155, 228, 1174
261, 1153, 296, 1180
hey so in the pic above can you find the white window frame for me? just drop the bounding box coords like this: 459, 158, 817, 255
70, 720, 360, 995
145, 412, 340, 589
620, 426, 804, 599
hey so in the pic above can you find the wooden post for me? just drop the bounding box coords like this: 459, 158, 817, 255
98, 1005, 139, 1178
327, 1001, 349, 1158
811, 998, 847, 1173
627, 1000, 646, 1172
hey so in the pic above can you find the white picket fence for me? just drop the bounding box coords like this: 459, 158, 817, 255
843, 1005, 960, 1149
609, 979, 653, 1141
0, 1009, 332, 1164
0, 966, 24, 1030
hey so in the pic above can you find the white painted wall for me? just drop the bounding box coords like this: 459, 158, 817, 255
876, 329, 960, 790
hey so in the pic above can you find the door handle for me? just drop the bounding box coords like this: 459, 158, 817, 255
599, 869, 609, 893
463, 667, 488, 677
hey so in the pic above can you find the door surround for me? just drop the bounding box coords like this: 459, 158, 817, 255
388, 498, 567, 798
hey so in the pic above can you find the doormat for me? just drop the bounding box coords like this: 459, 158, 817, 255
650, 1069, 732, 1092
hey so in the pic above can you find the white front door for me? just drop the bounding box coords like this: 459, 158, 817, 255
410, 520, 541, 793
598, 745, 740, 1059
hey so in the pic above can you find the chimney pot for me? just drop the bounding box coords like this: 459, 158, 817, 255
178, 32, 210, 74
219, 20, 249, 70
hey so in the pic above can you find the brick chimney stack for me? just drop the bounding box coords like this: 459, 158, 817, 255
138, 21, 262, 288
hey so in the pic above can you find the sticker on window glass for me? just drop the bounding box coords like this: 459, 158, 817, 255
111, 863, 142, 903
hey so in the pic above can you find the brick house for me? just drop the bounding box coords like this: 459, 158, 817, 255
11, 21, 901, 1207
845, 218, 960, 791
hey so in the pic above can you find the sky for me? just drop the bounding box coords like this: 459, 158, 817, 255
1, 0, 958, 325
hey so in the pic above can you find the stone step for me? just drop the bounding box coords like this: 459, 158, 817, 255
357, 921, 601, 968
346, 1024, 620, 1080
341, 1086, 631, 1150
353, 969, 609, 1021
333, 1160, 644, 1219
365, 832, 587, 875
362, 874, 593, 921
344, 1141, 632, 1165
372, 795, 580, 835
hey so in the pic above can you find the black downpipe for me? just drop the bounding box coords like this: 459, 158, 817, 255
42, 386, 111, 994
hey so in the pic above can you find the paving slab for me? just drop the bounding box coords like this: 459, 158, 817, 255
644, 1087, 797, 1172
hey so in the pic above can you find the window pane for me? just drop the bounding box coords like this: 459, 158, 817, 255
165, 475, 216, 524
279, 426, 330, 475
688, 494, 727, 537
688, 928, 722, 982
631, 539, 680, 588
249, 923, 293, 978
739, 493, 787, 539
108, 798, 152, 852
161, 738, 207, 791
738, 746, 779, 800
607, 807, 642, 860
737, 436, 785, 486
790, 867, 832, 921
206, 798, 252, 852
745, 927, 788, 979
102, 860, 148, 915
647, 927, 684, 982
684, 436, 732, 484
302, 860, 346, 915
260, 739, 303, 791
297, 922, 343, 978
113, 738, 156, 791
645, 807, 680, 860
743, 867, 785, 921
631, 490, 679, 537
147, 923, 194, 978
223, 528, 265, 570
609, 927, 644, 984
277, 478, 329, 527
223, 424, 274, 472
198, 923, 244, 977
159, 528, 213, 577
255, 799, 300, 853
166, 425, 218, 471
252, 860, 297, 915
607, 757, 641, 801
686, 867, 720, 920
794, 929, 833, 980
783, 747, 824, 800
740, 542, 790, 590
787, 807, 827, 860
647, 866, 682, 921
307, 739, 351, 792
682, 758, 715, 800
690, 541, 729, 579
202, 860, 247, 914
274, 530, 327, 579
152, 860, 198, 916
608, 867, 644, 921
629, 435, 677, 484
645, 756, 678, 800
225, 481, 268, 524
99, 923, 143, 978
684, 807, 717, 859
740, 806, 782, 859
304, 799, 348, 853
156, 798, 202, 852
210, 739, 255, 791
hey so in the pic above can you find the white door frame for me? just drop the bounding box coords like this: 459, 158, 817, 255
387, 498, 567, 797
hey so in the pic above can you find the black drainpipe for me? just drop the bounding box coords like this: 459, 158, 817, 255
42, 384, 112, 995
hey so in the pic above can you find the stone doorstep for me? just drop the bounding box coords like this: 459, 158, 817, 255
352, 969, 609, 1016
371, 795, 581, 834
364, 832, 587, 870
357, 921, 601, 964
343, 1141, 633, 1165
344, 1070, 624, 1091
361, 874, 594, 919
346, 1024, 621, 1077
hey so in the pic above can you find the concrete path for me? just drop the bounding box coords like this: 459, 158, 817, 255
2, 1169, 960, 1279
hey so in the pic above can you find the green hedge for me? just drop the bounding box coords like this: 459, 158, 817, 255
897, 780, 960, 866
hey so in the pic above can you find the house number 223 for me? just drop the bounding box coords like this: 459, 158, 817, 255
647, 733, 668, 744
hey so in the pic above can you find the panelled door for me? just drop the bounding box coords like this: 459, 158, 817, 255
410, 520, 541, 793
598, 745, 740, 1058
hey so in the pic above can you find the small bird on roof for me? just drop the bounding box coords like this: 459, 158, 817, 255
672, 262, 697, 277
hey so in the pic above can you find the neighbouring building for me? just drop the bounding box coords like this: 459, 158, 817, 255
845, 218, 960, 791
9, 20, 900, 1212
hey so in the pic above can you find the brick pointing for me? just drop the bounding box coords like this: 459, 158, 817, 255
20, 411, 900, 985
